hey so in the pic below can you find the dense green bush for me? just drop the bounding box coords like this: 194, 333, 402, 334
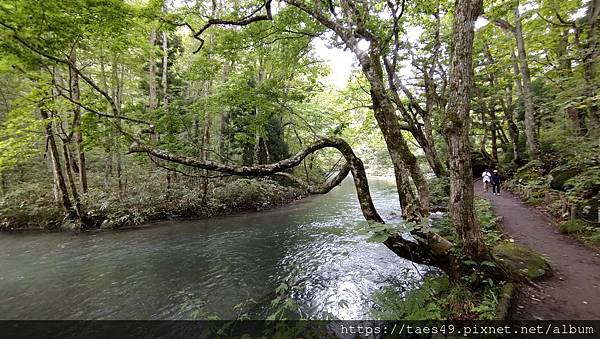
503, 134, 599, 230
429, 176, 450, 210
559, 219, 600, 245
0, 181, 63, 230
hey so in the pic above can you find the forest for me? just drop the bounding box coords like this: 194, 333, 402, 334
0, 0, 599, 325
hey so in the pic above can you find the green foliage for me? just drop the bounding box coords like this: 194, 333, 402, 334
212, 178, 302, 212
370, 276, 449, 320
505, 136, 599, 223
267, 281, 301, 320
471, 287, 500, 320
371, 275, 503, 320
429, 176, 450, 209
559, 219, 600, 245
355, 220, 418, 243
474, 198, 504, 247
0, 181, 63, 230
0, 93, 46, 172
433, 197, 503, 248
559, 219, 590, 234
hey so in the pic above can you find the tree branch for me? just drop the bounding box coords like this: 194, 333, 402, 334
192, 0, 274, 53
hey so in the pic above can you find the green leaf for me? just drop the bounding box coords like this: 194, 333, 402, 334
367, 232, 389, 243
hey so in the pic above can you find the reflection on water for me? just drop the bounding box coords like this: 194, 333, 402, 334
0, 178, 431, 320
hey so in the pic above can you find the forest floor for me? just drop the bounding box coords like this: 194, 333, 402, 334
474, 182, 600, 320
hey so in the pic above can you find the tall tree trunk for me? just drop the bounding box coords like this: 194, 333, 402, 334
148, 30, 158, 112
161, 31, 171, 187
443, 0, 488, 260
385, 65, 447, 179
490, 112, 498, 165
111, 58, 124, 193
503, 73, 522, 164
161, 32, 168, 110
0, 171, 6, 195
219, 60, 232, 161
148, 28, 159, 170
219, 111, 230, 161
253, 65, 266, 165
556, 28, 586, 134
62, 141, 83, 222
48, 149, 60, 202
583, 0, 600, 134
494, 25, 526, 164
514, 5, 540, 158
69, 50, 87, 193
482, 44, 500, 165
361, 47, 430, 219
41, 109, 73, 213
423, 4, 447, 178
200, 81, 212, 201
283, 0, 430, 220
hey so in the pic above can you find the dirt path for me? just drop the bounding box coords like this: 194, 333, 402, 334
474, 182, 600, 320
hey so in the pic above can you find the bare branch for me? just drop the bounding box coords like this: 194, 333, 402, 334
488, 17, 516, 34
536, 11, 574, 28
192, 0, 274, 53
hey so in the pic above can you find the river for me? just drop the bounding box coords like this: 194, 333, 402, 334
0, 178, 431, 320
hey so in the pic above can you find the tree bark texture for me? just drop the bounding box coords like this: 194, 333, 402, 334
69, 50, 87, 193
443, 0, 489, 260
514, 5, 540, 158
41, 109, 73, 213
583, 0, 600, 134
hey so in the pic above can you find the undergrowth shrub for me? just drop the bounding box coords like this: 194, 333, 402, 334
0, 181, 63, 230
2, 176, 305, 230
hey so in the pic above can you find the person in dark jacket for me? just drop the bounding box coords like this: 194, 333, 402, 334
491, 170, 501, 196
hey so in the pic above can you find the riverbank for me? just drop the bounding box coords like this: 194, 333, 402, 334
0, 177, 307, 232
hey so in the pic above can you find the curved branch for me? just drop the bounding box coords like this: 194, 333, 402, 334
129, 136, 460, 270
488, 17, 516, 34
129, 137, 383, 222
272, 162, 351, 194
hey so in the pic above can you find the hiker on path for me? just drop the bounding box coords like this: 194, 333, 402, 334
491, 170, 501, 196
482, 169, 492, 193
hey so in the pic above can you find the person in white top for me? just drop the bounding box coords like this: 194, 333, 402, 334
482, 169, 492, 192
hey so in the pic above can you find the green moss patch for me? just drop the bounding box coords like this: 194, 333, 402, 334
491, 241, 552, 281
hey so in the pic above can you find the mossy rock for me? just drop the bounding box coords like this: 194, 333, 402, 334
514, 160, 545, 184
549, 165, 582, 190
491, 241, 552, 281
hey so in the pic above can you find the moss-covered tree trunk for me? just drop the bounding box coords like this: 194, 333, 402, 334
443, 0, 489, 261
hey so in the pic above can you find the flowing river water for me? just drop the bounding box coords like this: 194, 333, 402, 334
0, 178, 432, 320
